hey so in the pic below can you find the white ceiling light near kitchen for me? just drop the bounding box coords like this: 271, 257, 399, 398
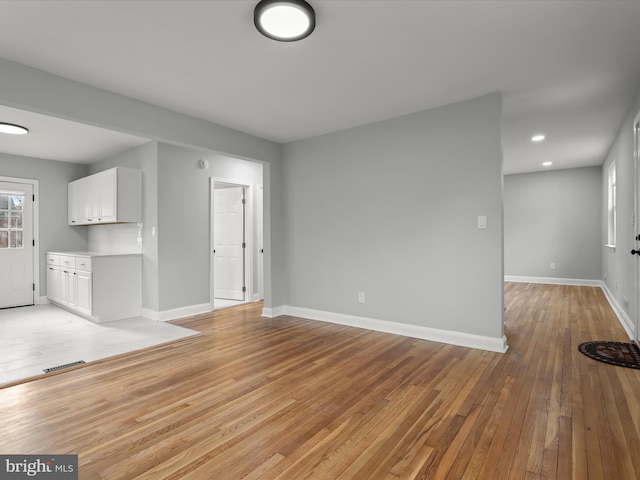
0, 122, 29, 135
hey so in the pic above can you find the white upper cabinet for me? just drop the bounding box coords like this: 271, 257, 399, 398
68, 167, 141, 225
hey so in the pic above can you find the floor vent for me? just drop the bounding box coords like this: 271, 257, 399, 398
43, 360, 86, 373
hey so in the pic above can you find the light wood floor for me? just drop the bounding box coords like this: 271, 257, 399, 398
1, 283, 639, 479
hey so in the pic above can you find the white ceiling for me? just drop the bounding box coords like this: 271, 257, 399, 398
0, 105, 149, 164
0, 1, 639, 174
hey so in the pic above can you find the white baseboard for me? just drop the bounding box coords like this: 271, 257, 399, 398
273, 305, 508, 353
262, 305, 285, 318
142, 303, 211, 322
600, 283, 635, 340
505, 276, 603, 287
35, 296, 49, 305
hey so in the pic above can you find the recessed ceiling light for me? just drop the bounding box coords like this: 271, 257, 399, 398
543, 161, 553, 167
0, 122, 29, 135
254, 0, 316, 42
531, 134, 545, 142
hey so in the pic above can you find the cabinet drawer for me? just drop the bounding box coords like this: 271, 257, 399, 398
46, 254, 59, 266
75, 257, 92, 272
59, 256, 76, 270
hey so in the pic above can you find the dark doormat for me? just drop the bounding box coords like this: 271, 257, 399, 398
578, 341, 640, 369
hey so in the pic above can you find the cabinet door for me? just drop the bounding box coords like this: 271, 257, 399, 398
46, 266, 61, 302
86, 175, 100, 222
68, 180, 82, 225
75, 271, 92, 315
97, 168, 117, 223
60, 269, 77, 307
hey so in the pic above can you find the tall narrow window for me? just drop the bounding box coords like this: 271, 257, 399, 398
607, 161, 616, 247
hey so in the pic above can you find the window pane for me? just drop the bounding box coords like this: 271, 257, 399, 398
0, 211, 7, 228
11, 195, 23, 210
10, 213, 22, 229
0, 195, 8, 209
10, 231, 23, 248
0, 231, 7, 248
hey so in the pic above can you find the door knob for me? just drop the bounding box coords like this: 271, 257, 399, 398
631, 249, 640, 255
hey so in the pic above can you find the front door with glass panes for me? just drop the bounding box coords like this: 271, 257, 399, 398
0, 182, 34, 308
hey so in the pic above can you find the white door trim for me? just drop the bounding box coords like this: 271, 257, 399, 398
255, 184, 264, 302
633, 111, 640, 344
210, 177, 254, 311
0, 176, 40, 304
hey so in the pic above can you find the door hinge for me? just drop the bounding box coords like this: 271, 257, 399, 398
242, 242, 246, 248
33, 239, 35, 247
242, 198, 246, 205
32, 194, 35, 201
33, 283, 35, 291
242, 286, 247, 292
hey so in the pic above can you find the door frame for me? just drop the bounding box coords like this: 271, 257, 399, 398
0, 176, 40, 305
210, 177, 254, 310
255, 184, 264, 302
634, 111, 640, 345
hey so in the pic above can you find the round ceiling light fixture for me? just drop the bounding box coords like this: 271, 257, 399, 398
254, 0, 316, 42
0, 122, 29, 135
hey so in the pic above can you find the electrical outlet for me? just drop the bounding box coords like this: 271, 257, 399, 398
550, 262, 556, 270
358, 292, 365, 303
623, 296, 629, 312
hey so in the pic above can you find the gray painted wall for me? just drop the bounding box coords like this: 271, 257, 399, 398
0, 58, 283, 310
602, 84, 640, 331
0, 153, 88, 296
504, 167, 602, 280
157, 143, 263, 311
88, 141, 264, 313
281, 94, 504, 339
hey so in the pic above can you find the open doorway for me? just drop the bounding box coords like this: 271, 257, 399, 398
212, 181, 247, 309
211, 177, 263, 311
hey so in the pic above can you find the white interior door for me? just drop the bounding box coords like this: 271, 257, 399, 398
0, 182, 34, 308
214, 186, 245, 301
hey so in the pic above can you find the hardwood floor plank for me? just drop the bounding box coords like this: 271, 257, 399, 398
1, 284, 638, 479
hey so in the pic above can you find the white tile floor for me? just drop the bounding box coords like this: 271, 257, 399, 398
0, 304, 198, 386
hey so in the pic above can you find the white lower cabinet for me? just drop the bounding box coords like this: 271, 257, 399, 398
60, 268, 76, 308
46, 261, 61, 303
75, 270, 92, 316
46, 252, 141, 323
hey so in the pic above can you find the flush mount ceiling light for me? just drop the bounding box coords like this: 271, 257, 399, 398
0, 122, 29, 135
531, 134, 545, 142
254, 0, 316, 42
543, 161, 553, 167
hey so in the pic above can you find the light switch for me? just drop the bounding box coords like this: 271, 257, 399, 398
478, 216, 487, 229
